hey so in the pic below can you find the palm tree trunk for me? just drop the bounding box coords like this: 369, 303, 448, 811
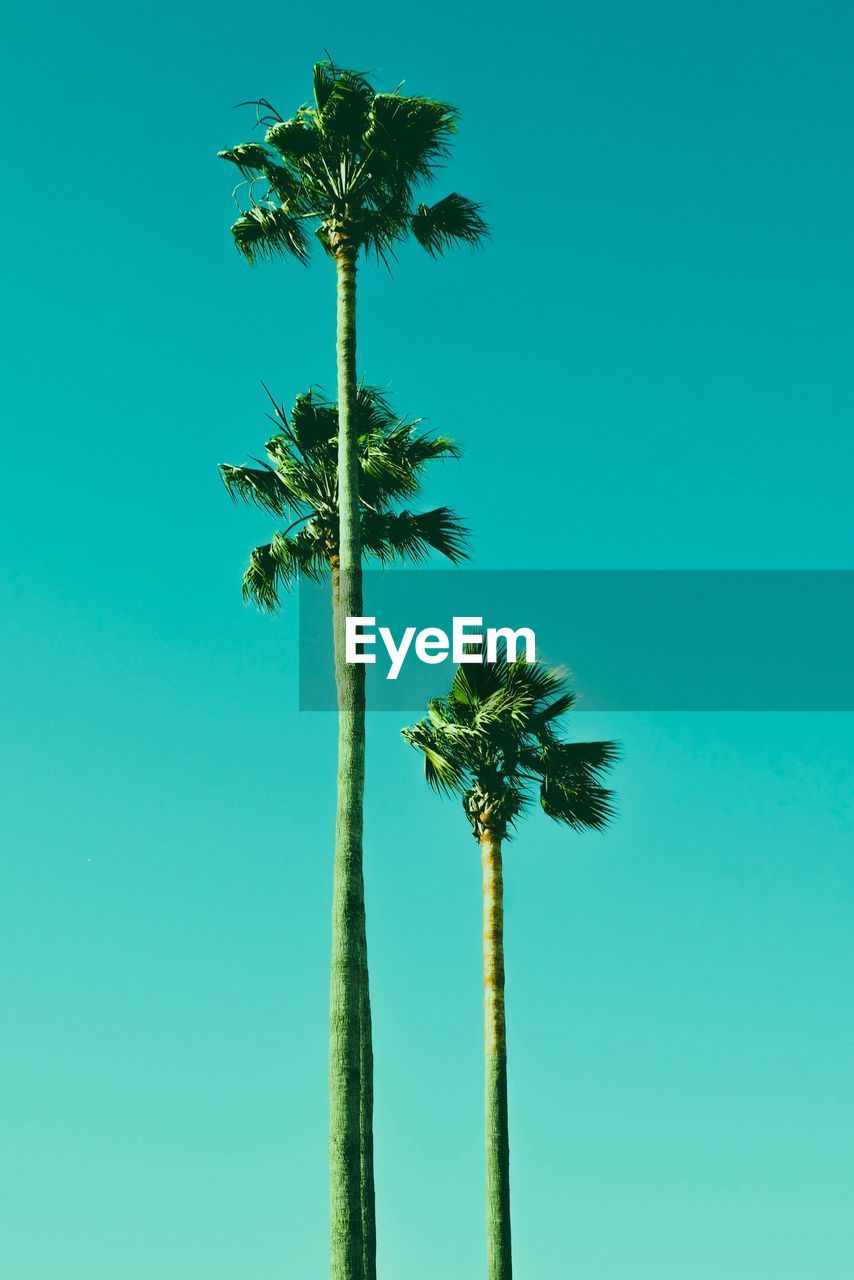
329, 245, 372, 1280
481, 829, 512, 1280
329, 564, 376, 1280
359, 918, 377, 1280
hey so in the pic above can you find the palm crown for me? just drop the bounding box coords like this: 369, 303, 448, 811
403, 658, 619, 838
218, 59, 488, 264
220, 385, 468, 609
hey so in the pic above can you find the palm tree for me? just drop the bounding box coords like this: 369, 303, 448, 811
403, 658, 618, 1280
221, 382, 467, 1273
219, 61, 486, 1279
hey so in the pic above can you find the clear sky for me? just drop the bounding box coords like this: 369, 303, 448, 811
1, 2, 852, 1277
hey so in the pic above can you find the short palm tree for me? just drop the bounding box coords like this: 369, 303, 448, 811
403, 659, 618, 1280
219, 62, 486, 1279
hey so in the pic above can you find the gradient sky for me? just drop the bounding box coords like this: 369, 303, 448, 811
1, 2, 853, 1277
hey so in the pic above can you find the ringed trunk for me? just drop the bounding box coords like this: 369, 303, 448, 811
329, 247, 373, 1280
482, 829, 512, 1280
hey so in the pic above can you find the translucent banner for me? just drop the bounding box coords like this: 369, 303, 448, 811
298, 570, 854, 712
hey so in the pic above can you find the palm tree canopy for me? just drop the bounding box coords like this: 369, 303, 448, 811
220, 385, 468, 609
403, 658, 619, 838
218, 59, 489, 265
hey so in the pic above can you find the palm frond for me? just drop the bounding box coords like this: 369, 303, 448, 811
402, 723, 465, 795
262, 160, 312, 208
355, 384, 397, 432
451, 657, 512, 708
290, 390, 338, 452
510, 660, 566, 705
312, 60, 373, 110
366, 95, 458, 184
233, 96, 284, 128
242, 522, 333, 612
317, 68, 374, 144
265, 117, 320, 159
539, 778, 616, 831
358, 437, 417, 498
242, 539, 298, 611
476, 684, 534, 731
411, 193, 489, 256
312, 61, 337, 112
356, 423, 459, 508
218, 143, 271, 178
528, 691, 578, 730
361, 507, 468, 565
280, 525, 331, 583
231, 206, 310, 264
357, 206, 410, 263
426, 697, 452, 730
403, 430, 462, 466
258, 440, 331, 510
219, 462, 291, 516
537, 740, 622, 783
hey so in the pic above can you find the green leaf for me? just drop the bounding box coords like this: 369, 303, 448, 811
312, 61, 336, 112
539, 778, 616, 831
242, 540, 296, 611
361, 507, 468, 565
275, 526, 330, 583
317, 69, 374, 144
218, 143, 271, 177
401, 723, 464, 795
529, 691, 577, 729
230, 206, 310, 265
219, 463, 290, 516
366, 95, 458, 184
411, 193, 489, 257
262, 161, 309, 208
356, 211, 405, 264
290, 390, 338, 452
540, 740, 621, 782
265, 118, 319, 159
354, 384, 397, 432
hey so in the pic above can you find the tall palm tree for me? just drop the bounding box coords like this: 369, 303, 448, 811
403, 659, 618, 1280
219, 61, 486, 1280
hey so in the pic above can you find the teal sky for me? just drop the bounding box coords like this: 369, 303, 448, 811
1, 2, 853, 1277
